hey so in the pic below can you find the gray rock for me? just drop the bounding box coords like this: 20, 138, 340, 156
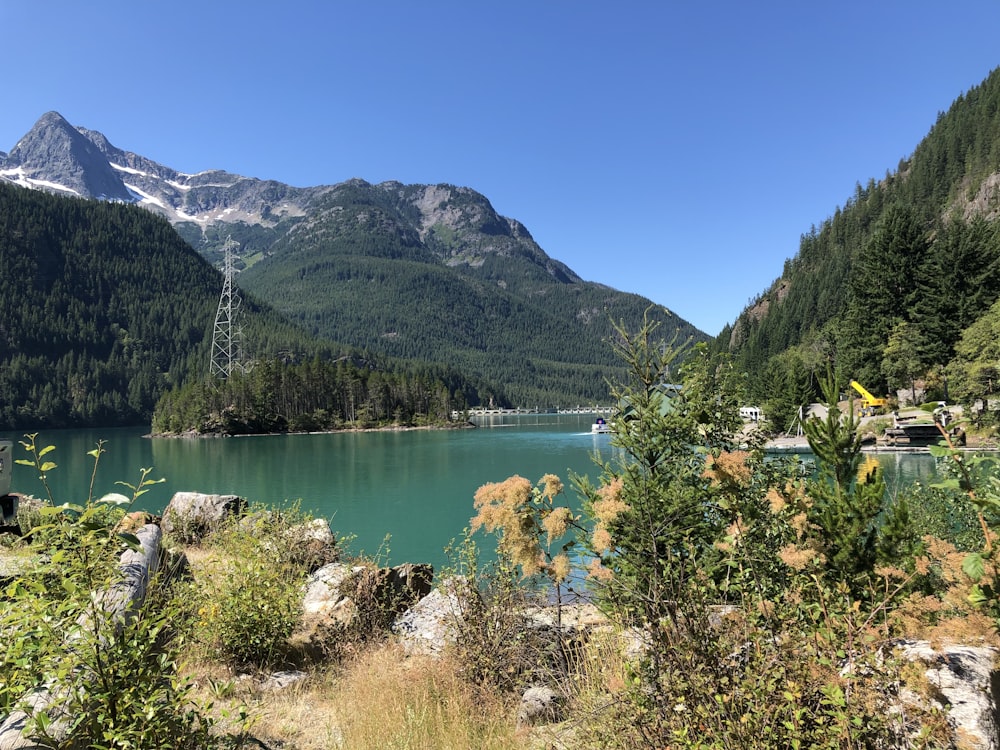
302, 563, 360, 614
160, 491, 245, 542
394, 576, 467, 656
261, 670, 307, 691
897, 640, 1000, 750
517, 686, 564, 728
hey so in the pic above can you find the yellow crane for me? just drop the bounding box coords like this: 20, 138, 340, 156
850, 381, 888, 417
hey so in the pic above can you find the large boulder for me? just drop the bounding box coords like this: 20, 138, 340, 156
293, 562, 434, 662
897, 641, 1000, 750
394, 577, 467, 656
160, 491, 245, 543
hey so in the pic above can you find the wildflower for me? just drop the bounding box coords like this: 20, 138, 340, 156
542, 506, 572, 545
766, 487, 787, 514
779, 544, 815, 572
704, 450, 752, 491
591, 477, 629, 524
540, 474, 564, 500
588, 557, 613, 582
550, 553, 571, 583
591, 526, 613, 555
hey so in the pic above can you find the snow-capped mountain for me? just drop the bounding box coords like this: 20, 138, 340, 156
0, 111, 323, 228
0, 110, 706, 409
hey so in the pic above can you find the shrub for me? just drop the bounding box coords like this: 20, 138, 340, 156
542, 320, 937, 747
0, 434, 216, 749
183, 503, 311, 670
441, 535, 550, 694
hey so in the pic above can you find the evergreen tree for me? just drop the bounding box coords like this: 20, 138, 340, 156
945, 298, 1000, 423
803, 374, 914, 597
881, 320, 925, 405
910, 215, 1000, 368
840, 204, 928, 389
582, 314, 743, 676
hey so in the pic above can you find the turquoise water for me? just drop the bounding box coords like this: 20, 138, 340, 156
1, 417, 616, 569
0, 420, 941, 570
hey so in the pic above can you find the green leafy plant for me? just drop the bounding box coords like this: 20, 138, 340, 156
930, 425, 1000, 621
186, 504, 310, 670
0, 434, 216, 749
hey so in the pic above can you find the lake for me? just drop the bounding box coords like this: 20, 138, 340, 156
1, 417, 941, 571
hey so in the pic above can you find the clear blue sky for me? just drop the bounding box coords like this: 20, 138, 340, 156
2, 1, 999, 336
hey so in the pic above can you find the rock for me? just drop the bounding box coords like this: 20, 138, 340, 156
303, 562, 360, 615
897, 640, 1000, 750
294, 562, 415, 662
517, 686, 564, 728
285, 518, 339, 571
160, 491, 245, 542
523, 602, 608, 634
261, 670, 307, 691
394, 577, 467, 656
294, 563, 359, 659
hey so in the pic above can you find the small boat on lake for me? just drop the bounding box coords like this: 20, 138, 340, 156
591, 417, 612, 434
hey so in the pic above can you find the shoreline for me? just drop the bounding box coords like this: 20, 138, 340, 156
147, 420, 476, 439
765, 434, 999, 454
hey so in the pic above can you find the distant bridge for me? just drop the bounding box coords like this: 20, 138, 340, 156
453, 406, 614, 421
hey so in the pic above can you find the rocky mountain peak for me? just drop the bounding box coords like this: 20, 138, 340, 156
1, 112, 583, 285
5, 111, 133, 201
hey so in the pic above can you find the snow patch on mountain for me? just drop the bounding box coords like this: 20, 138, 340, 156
1, 166, 79, 195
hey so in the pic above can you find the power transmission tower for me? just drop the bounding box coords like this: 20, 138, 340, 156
210, 236, 248, 378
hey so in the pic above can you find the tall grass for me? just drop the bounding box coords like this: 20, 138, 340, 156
187, 645, 520, 750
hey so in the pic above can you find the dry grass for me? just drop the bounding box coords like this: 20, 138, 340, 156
184, 643, 522, 750
327, 644, 520, 749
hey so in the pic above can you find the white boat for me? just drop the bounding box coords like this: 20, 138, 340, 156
591, 417, 612, 434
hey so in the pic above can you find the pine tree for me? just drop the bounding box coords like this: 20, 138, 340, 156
840, 204, 928, 389
803, 374, 914, 597
881, 320, 925, 405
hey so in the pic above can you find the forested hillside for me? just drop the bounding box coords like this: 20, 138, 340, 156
0, 183, 221, 427
3, 115, 707, 411
0, 182, 544, 431
238, 180, 701, 407
725, 66, 1000, 428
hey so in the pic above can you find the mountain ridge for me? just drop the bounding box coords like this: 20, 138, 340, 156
0, 112, 648, 296
1, 111, 704, 407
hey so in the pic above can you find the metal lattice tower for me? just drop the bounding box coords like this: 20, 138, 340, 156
210, 236, 247, 378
